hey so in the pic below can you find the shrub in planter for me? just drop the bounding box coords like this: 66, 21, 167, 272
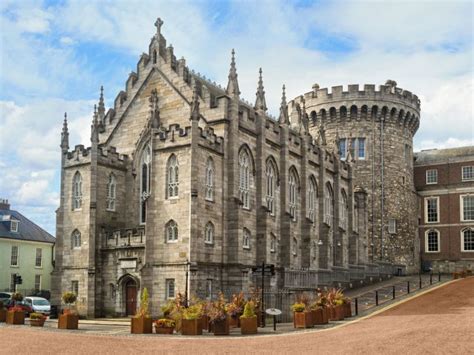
342, 297, 352, 318
240, 301, 258, 335
312, 290, 329, 324
226, 292, 245, 328
30, 312, 47, 327
208, 293, 229, 336
181, 305, 203, 335
0, 301, 6, 323
154, 318, 175, 334
6, 305, 25, 325
249, 287, 263, 327
59, 292, 78, 329
452, 272, 460, 279
292, 302, 312, 328
131, 288, 152, 334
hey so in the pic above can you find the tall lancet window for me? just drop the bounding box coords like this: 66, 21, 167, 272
239, 150, 251, 209
205, 158, 214, 201
106, 173, 116, 211
308, 177, 317, 222
324, 184, 334, 226
340, 190, 348, 230
167, 154, 179, 198
266, 160, 276, 215
288, 168, 299, 221
140, 145, 151, 224
72, 172, 82, 210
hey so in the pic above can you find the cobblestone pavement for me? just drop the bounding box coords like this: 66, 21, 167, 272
0, 277, 472, 354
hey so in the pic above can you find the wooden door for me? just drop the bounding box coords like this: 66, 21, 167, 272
125, 281, 137, 316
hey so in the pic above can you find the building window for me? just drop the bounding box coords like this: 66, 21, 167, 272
461, 195, 474, 221
10, 220, 19, 232
243, 228, 250, 250
166, 279, 175, 299
324, 184, 334, 226
71, 230, 81, 249
140, 145, 151, 224
339, 138, 365, 160
266, 160, 277, 215
166, 220, 178, 243
462, 166, 474, 181
358, 138, 366, 159
72, 171, 82, 210
426, 230, 440, 253
34, 275, 41, 291
425, 197, 439, 223
388, 219, 396, 234
167, 154, 179, 198
338, 139, 346, 159
106, 173, 116, 211
35, 248, 42, 267
353, 204, 359, 233
339, 190, 348, 230
270, 234, 276, 253
239, 150, 251, 209
426, 169, 438, 184
461, 228, 474, 251
288, 168, 298, 221
308, 177, 317, 222
205, 279, 212, 300
71, 280, 79, 296
10, 246, 19, 266
292, 237, 297, 256
205, 222, 214, 245
205, 158, 214, 201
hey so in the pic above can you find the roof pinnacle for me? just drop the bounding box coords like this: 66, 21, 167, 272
279, 84, 289, 125
61, 112, 69, 150
254, 68, 267, 112
226, 48, 240, 97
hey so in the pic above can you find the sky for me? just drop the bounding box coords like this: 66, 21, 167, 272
0, 0, 473, 235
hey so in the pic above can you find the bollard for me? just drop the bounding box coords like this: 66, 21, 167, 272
419, 277, 422, 289
392, 285, 396, 299
438, 272, 441, 282
407, 280, 410, 294
375, 290, 379, 306
355, 297, 358, 316
430, 273, 433, 285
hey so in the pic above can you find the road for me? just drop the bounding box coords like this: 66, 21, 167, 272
0, 277, 472, 354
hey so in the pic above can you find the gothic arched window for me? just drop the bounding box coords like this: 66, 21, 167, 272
140, 145, 151, 224
266, 159, 277, 215
72, 171, 82, 210
324, 183, 334, 226
243, 228, 251, 249
71, 229, 81, 249
289, 168, 299, 221
205, 222, 214, 244
167, 154, 179, 198
239, 150, 251, 209
308, 176, 317, 222
166, 220, 178, 243
106, 173, 116, 211
205, 158, 214, 201
340, 190, 348, 230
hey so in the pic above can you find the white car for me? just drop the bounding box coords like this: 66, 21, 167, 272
24, 297, 50, 315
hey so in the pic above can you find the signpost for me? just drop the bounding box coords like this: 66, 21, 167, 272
265, 308, 281, 331
252, 263, 275, 327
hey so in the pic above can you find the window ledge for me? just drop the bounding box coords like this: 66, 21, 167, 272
166, 240, 178, 244
243, 246, 250, 250
205, 198, 214, 203
205, 241, 214, 246
10, 265, 19, 268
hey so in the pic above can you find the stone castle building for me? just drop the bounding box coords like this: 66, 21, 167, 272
52, 19, 419, 317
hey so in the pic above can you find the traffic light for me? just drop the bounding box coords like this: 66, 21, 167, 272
15, 275, 23, 285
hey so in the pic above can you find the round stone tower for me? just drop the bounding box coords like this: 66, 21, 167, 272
291, 80, 421, 273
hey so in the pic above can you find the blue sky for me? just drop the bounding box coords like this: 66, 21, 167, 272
0, 0, 473, 234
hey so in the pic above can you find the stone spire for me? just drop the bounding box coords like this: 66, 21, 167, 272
254, 68, 267, 112
226, 49, 240, 97
190, 85, 200, 121
61, 112, 69, 151
278, 84, 289, 125
97, 86, 105, 121
91, 105, 99, 144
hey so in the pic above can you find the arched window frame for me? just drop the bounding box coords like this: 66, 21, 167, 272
307, 176, 317, 222
71, 229, 81, 249
425, 229, 440, 253
270, 233, 277, 253
288, 168, 299, 222
205, 158, 214, 201
324, 183, 334, 226
205, 222, 214, 245
353, 203, 359, 233
72, 172, 82, 210
166, 220, 178, 243
339, 190, 348, 230
140, 144, 152, 224
243, 228, 251, 250
106, 173, 117, 211
239, 149, 251, 209
265, 159, 277, 215
167, 154, 179, 199
292, 237, 298, 256
461, 227, 474, 252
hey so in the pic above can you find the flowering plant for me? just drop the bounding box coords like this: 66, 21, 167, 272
10, 305, 24, 312
182, 304, 202, 320
291, 303, 306, 312
311, 289, 329, 309
30, 312, 47, 320
154, 318, 175, 328
207, 293, 227, 324
62, 292, 77, 305
326, 288, 345, 307
225, 292, 245, 318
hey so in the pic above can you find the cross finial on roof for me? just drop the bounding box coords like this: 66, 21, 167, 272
155, 17, 164, 35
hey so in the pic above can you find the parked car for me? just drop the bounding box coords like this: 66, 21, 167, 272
0, 292, 12, 303
5, 299, 33, 316
24, 297, 51, 315
29, 290, 51, 301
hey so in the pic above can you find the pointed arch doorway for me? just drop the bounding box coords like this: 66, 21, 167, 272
125, 278, 137, 316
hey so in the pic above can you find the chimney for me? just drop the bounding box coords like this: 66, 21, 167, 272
0, 198, 10, 210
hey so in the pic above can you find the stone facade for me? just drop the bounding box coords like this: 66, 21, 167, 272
414, 147, 474, 273
51, 19, 426, 318
292, 81, 421, 273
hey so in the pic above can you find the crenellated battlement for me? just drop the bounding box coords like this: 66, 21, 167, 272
157, 123, 191, 141
99, 146, 129, 166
